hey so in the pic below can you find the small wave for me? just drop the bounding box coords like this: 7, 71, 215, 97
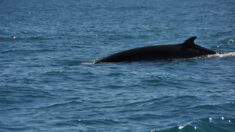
81, 61, 95, 65
34, 100, 81, 110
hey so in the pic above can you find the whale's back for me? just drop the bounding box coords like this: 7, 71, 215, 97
95, 37, 216, 63
95, 44, 183, 63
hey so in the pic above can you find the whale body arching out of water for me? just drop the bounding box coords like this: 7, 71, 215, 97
95, 37, 216, 64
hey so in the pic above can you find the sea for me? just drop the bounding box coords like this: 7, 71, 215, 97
0, 0, 235, 131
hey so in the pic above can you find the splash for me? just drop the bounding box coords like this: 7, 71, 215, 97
207, 52, 235, 58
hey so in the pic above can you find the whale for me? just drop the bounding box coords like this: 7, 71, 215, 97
95, 37, 216, 63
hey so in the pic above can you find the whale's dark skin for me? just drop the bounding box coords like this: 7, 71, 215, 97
95, 37, 216, 63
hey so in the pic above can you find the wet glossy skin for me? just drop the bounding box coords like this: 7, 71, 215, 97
95, 37, 216, 63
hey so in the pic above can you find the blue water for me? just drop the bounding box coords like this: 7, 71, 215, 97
1, 0, 235, 131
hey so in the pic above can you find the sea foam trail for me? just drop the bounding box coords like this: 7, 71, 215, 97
208, 52, 235, 58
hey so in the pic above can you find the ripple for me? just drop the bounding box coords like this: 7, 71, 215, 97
1, 49, 55, 55
0, 35, 52, 42
156, 117, 235, 132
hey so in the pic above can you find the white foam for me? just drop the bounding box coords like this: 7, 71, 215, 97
221, 116, 225, 120
178, 122, 191, 130
178, 125, 184, 130
208, 52, 235, 58
202, 52, 235, 60
228, 39, 234, 43
209, 117, 213, 122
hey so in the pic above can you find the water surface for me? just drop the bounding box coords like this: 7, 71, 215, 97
0, 0, 235, 131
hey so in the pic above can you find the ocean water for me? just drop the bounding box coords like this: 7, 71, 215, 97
0, 0, 235, 131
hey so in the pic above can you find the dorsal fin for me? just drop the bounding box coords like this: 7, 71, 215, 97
183, 36, 197, 46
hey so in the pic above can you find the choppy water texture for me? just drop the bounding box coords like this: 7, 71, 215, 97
1, 0, 235, 131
